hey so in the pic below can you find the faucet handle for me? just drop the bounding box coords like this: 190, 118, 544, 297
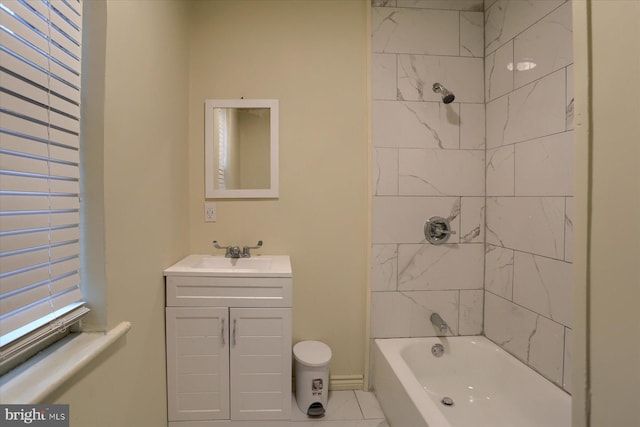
424, 217, 455, 244
241, 241, 263, 258
213, 240, 240, 258
244, 240, 263, 250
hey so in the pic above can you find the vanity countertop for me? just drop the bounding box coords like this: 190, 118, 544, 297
163, 254, 292, 278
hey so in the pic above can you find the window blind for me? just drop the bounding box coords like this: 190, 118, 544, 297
0, 0, 88, 367
217, 108, 227, 189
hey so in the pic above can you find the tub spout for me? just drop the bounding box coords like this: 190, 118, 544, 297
430, 312, 448, 334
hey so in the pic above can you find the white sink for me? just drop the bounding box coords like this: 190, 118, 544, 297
164, 254, 292, 278
191, 256, 272, 271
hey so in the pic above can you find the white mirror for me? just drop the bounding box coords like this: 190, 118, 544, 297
205, 99, 279, 198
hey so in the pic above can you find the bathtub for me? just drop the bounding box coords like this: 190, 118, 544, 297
373, 336, 571, 427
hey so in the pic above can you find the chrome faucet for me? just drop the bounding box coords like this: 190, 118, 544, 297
213, 240, 263, 258
430, 312, 448, 335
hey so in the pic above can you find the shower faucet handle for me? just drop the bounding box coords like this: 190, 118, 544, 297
424, 217, 455, 244
435, 227, 454, 235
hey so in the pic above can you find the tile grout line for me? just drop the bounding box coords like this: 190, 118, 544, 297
353, 390, 366, 420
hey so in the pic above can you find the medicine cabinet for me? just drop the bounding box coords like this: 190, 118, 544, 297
204, 99, 279, 199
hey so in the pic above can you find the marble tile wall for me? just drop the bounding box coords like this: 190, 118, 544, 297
483, 0, 573, 393
370, 0, 486, 343
370, 0, 573, 395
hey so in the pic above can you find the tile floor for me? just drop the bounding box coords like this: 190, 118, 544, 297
206, 390, 389, 427
290, 390, 388, 426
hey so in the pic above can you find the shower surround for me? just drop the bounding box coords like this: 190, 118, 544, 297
371, 0, 486, 337
370, 0, 573, 393
483, 0, 573, 392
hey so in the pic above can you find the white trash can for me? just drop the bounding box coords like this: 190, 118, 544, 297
293, 340, 332, 417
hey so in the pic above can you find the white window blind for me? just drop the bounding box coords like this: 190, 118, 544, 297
0, 0, 88, 367
217, 108, 227, 189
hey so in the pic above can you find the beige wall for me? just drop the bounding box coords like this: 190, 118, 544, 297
574, 1, 640, 426
51, 1, 190, 426
49, 2, 367, 425
187, 0, 369, 380
586, 0, 640, 424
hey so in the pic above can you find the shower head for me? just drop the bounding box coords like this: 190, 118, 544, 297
432, 83, 455, 104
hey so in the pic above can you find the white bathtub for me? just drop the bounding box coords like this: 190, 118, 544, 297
373, 336, 571, 427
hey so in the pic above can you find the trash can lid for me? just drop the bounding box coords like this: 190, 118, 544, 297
293, 340, 332, 367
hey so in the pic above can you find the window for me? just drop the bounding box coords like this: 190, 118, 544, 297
0, 0, 88, 373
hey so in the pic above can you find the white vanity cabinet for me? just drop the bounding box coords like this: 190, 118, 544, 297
164, 255, 292, 426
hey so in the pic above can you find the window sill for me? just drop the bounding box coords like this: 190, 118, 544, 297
0, 321, 131, 404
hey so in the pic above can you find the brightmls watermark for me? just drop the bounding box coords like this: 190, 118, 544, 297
1, 405, 69, 426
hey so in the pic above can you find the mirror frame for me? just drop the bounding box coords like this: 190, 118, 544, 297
204, 99, 279, 199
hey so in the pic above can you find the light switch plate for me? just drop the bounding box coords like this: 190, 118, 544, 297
204, 202, 216, 222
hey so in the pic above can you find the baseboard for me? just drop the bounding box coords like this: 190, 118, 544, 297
329, 374, 364, 391
293, 374, 364, 392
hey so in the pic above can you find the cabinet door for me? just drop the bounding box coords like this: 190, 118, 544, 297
230, 308, 292, 420
166, 307, 229, 421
